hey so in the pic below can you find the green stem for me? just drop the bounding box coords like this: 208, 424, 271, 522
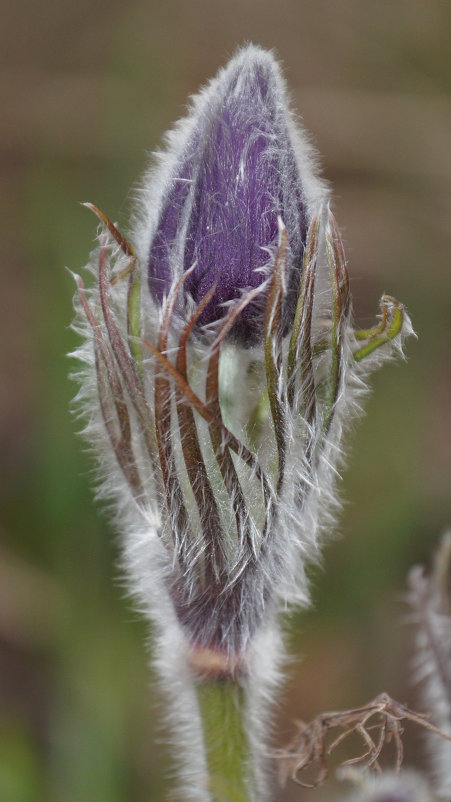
197, 679, 254, 802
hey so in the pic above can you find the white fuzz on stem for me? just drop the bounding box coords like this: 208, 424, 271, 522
340, 769, 436, 802
408, 533, 451, 800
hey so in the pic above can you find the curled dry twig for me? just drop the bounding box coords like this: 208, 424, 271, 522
274, 692, 451, 789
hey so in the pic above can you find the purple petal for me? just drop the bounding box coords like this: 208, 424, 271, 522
148, 47, 309, 343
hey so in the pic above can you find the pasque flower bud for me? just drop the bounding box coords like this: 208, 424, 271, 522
74, 42, 412, 655
72, 43, 412, 802
74, 39, 413, 654
143, 46, 326, 342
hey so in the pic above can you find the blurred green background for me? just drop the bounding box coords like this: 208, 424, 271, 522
1, 1, 450, 800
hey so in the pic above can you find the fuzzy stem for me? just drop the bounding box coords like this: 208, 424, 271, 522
196, 678, 254, 802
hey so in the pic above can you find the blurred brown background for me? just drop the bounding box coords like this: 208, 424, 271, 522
1, 1, 450, 800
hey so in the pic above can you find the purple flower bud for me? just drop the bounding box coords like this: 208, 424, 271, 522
74, 42, 415, 802
146, 45, 326, 343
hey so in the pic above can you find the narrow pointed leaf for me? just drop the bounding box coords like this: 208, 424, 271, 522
264, 224, 288, 492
